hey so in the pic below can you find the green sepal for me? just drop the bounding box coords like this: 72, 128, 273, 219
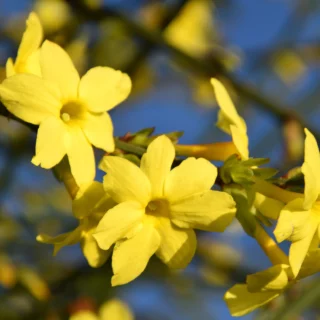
253, 168, 278, 179
119, 154, 141, 166
228, 188, 257, 238
230, 166, 255, 185
241, 158, 270, 167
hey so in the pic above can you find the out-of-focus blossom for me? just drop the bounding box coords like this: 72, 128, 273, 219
34, 0, 71, 34
70, 299, 134, 320
18, 266, 50, 301
273, 50, 306, 86
66, 35, 89, 76
164, 0, 215, 57
283, 116, 304, 163
0, 254, 17, 288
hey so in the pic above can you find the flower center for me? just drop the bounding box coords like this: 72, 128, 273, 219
60, 100, 86, 123
146, 199, 170, 218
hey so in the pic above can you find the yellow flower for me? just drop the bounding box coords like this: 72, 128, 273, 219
274, 128, 320, 277
164, 0, 215, 57
37, 182, 115, 267
211, 78, 285, 219
70, 299, 134, 320
94, 135, 236, 286
211, 78, 249, 160
0, 40, 131, 185
6, 12, 43, 78
225, 249, 320, 316
34, 0, 71, 34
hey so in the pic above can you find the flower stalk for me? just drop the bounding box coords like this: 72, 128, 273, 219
175, 141, 238, 161
254, 223, 288, 265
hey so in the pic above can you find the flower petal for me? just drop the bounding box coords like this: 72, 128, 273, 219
40, 40, 79, 100
211, 78, 249, 159
211, 78, 246, 131
6, 58, 15, 78
274, 198, 312, 243
100, 156, 151, 206
18, 49, 42, 76
254, 192, 284, 220
93, 201, 144, 251
99, 299, 134, 320
230, 124, 249, 160
289, 219, 318, 277
164, 157, 217, 203
111, 224, 160, 286
36, 227, 82, 255
0, 73, 60, 124
79, 66, 131, 113
302, 128, 320, 210
170, 190, 236, 232
247, 264, 289, 292
66, 126, 95, 186
15, 12, 43, 69
224, 284, 280, 317
31, 116, 67, 169
81, 233, 111, 268
72, 181, 106, 219
140, 135, 175, 198
155, 217, 196, 269
298, 248, 320, 279
82, 112, 114, 152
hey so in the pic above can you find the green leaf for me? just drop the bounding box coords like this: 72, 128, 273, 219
135, 127, 155, 137
253, 168, 278, 179
165, 131, 184, 143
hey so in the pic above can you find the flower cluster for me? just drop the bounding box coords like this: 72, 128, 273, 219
211, 78, 320, 316
0, 13, 236, 285
1, 12, 320, 318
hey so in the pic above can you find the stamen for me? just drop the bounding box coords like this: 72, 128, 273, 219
61, 113, 71, 122
147, 201, 157, 211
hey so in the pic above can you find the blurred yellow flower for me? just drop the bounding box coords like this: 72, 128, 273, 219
6, 12, 43, 77
70, 299, 134, 320
18, 266, 50, 301
94, 135, 236, 286
37, 182, 115, 267
225, 249, 320, 316
0, 40, 131, 185
211, 78, 249, 160
164, 0, 215, 57
34, 0, 71, 34
274, 128, 320, 276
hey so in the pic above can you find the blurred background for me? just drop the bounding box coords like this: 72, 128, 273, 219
0, 0, 319, 319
